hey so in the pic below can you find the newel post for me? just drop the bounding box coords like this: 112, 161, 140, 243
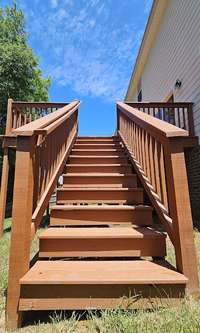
117, 106, 120, 132
0, 99, 13, 237
164, 138, 199, 294
6, 135, 35, 330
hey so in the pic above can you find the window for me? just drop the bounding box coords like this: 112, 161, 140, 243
137, 79, 142, 102
166, 94, 175, 124
137, 89, 142, 102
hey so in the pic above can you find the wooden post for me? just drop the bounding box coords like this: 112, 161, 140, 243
0, 148, 9, 237
0, 99, 13, 237
6, 136, 35, 330
187, 103, 195, 136
164, 139, 199, 294
117, 107, 120, 131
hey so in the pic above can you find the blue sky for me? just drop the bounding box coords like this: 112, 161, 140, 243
2, 0, 153, 135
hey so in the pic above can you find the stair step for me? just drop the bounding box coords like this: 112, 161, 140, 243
63, 173, 137, 187
50, 205, 153, 226
56, 187, 143, 204
65, 164, 132, 173
76, 139, 120, 144
71, 149, 125, 156
19, 260, 187, 311
39, 226, 166, 258
77, 136, 117, 139
73, 144, 122, 150
69, 156, 128, 164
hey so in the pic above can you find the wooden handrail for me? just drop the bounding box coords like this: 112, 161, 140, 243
5, 99, 70, 135
12, 101, 67, 107
0, 100, 75, 236
6, 100, 80, 328
13, 100, 80, 136
117, 101, 199, 293
118, 102, 189, 140
125, 101, 194, 136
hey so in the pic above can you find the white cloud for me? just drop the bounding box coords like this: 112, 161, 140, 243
26, 0, 143, 101
50, 0, 58, 8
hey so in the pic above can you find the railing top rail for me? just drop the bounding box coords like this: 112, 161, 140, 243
124, 101, 193, 107
12, 101, 68, 109
13, 100, 80, 136
117, 101, 189, 141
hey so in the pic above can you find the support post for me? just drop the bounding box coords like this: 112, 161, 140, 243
164, 139, 199, 294
0, 99, 13, 236
6, 136, 35, 330
0, 148, 9, 236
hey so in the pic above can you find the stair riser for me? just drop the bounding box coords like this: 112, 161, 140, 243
71, 150, 125, 156
65, 165, 132, 173
19, 284, 185, 311
50, 208, 152, 226
63, 175, 137, 187
76, 140, 120, 144
56, 189, 143, 204
39, 238, 166, 258
69, 157, 128, 164
73, 144, 121, 150
77, 136, 117, 139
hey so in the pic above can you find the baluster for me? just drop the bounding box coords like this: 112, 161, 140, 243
145, 133, 151, 182
177, 108, 181, 129
184, 107, 189, 132
141, 128, 146, 174
187, 103, 194, 136
138, 127, 142, 166
158, 144, 168, 210
154, 140, 161, 200
149, 136, 156, 191
182, 106, 186, 130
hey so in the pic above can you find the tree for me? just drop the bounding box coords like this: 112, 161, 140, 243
0, 1, 51, 132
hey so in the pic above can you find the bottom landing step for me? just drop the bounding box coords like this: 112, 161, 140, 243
19, 260, 187, 311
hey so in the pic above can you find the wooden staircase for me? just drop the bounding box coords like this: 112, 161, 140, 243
3, 101, 198, 330
18, 136, 188, 312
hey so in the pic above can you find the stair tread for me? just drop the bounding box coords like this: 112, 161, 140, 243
67, 164, 130, 166
74, 143, 120, 145
39, 226, 166, 239
57, 187, 142, 192
72, 149, 124, 152
70, 155, 125, 158
51, 204, 152, 210
76, 140, 119, 142
63, 173, 135, 177
20, 260, 187, 285
77, 136, 117, 139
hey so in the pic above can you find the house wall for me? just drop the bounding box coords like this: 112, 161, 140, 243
132, 0, 200, 225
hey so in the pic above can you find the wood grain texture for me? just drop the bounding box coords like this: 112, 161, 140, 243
6, 136, 35, 330
118, 102, 199, 294
20, 260, 187, 285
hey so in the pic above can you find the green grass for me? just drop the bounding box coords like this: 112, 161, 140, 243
1, 219, 200, 332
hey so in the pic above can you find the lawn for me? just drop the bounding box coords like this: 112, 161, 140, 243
1, 219, 200, 333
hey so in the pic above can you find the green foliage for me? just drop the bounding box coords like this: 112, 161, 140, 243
0, 1, 51, 130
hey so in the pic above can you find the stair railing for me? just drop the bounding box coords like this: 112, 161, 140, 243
6, 100, 80, 329
125, 102, 194, 136
0, 99, 69, 236
5, 99, 68, 133
117, 101, 199, 294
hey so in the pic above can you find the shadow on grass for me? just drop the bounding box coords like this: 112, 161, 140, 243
3, 226, 11, 233
3, 212, 50, 235
22, 309, 139, 327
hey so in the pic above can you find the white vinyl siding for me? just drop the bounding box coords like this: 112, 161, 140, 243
134, 0, 200, 137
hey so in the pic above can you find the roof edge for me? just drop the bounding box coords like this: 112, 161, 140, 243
125, 0, 170, 101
